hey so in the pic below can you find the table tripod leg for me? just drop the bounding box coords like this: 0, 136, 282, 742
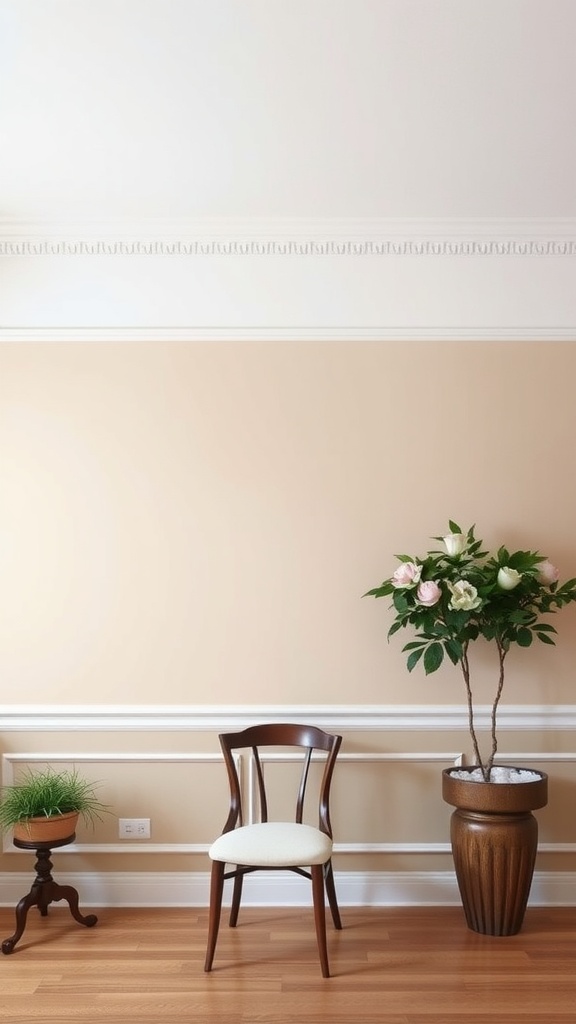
52, 884, 98, 928
1, 890, 39, 954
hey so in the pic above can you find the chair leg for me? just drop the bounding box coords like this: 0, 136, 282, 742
229, 870, 244, 928
204, 861, 225, 972
311, 863, 330, 978
324, 860, 342, 930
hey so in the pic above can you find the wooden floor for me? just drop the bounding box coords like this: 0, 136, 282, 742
0, 905, 574, 1022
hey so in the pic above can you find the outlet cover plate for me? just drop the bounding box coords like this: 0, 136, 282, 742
118, 817, 151, 839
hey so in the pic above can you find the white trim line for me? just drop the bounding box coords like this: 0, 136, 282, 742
1, 703, 576, 731
26, 841, 576, 856
2, 327, 576, 342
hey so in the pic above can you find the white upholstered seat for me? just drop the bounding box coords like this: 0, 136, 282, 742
209, 821, 333, 867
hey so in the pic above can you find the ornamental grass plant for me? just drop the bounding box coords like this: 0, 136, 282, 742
365, 521, 576, 780
0, 767, 109, 833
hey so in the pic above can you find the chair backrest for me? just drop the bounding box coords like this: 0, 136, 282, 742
218, 723, 342, 838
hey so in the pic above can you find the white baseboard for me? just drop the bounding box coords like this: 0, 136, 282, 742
1, 870, 575, 909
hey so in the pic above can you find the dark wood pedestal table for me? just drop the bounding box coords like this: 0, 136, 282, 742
1, 833, 97, 954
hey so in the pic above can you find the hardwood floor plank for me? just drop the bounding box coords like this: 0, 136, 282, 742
0, 906, 575, 1022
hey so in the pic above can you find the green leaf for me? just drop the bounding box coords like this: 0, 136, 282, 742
445, 638, 463, 663
536, 632, 556, 646
448, 519, 461, 534
517, 627, 533, 647
508, 609, 531, 624
387, 620, 404, 638
406, 648, 425, 672
392, 590, 409, 613
423, 642, 444, 674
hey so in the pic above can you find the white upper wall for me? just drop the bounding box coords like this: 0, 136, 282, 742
1, 0, 575, 335
2, 0, 575, 220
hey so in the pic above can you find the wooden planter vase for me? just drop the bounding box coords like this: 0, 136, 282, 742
442, 767, 548, 937
13, 811, 79, 844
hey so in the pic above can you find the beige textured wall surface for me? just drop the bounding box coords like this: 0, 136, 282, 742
2, 340, 576, 894
1, 340, 576, 707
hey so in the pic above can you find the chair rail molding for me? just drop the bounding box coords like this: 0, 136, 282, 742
1, 703, 576, 732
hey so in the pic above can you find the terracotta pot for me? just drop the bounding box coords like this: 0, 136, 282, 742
442, 766, 548, 936
13, 811, 79, 844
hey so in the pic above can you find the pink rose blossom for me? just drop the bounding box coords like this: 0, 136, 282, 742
538, 560, 560, 586
416, 581, 442, 607
391, 562, 422, 588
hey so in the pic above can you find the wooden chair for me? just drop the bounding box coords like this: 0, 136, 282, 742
204, 722, 342, 978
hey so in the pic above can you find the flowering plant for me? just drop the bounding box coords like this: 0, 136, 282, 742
365, 521, 576, 780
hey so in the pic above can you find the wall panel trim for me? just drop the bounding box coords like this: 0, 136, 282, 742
5, 746, 574, 855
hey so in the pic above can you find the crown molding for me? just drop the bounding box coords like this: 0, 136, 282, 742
1, 217, 576, 257
2, 216, 574, 341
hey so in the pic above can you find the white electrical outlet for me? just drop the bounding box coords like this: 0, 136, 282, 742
118, 817, 151, 839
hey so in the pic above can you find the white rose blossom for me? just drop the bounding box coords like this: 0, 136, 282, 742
497, 567, 522, 591
443, 533, 467, 557
447, 579, 482, 611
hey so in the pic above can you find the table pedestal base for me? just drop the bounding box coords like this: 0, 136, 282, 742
2, 835, 97, 954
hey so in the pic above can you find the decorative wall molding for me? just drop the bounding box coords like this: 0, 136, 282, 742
1, 217, 576, 258
1, 748, 464, 855
1, 703, 576, 732
3, 716, 576, 907
0, 751, 225, 855
4, 745, 575, 856
1, 870, 575, 909
2, 217, 574, 341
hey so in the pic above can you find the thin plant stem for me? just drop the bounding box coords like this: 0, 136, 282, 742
460, 642, 486, 778
486, 639, 507, 779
